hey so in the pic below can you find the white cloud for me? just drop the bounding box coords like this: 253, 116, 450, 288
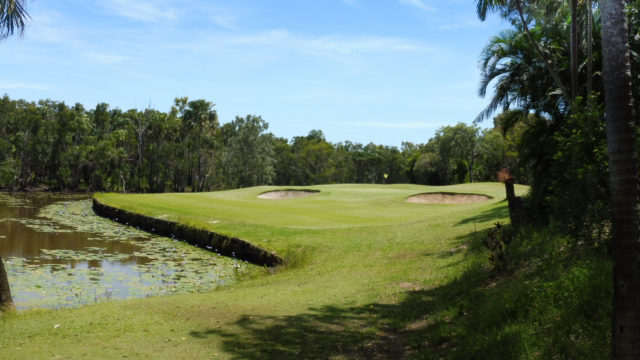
307, 35, 429, 56
0, 82, 49, 90
227, 30, 290, 46
25, 9, 79, 45
437, 24, 460, 31
83, 51, 132, 65
212, 14, 237, 29
102, 0, 180, 23
398, 0, 435, 12
348, 121, 438, 130
220, 30, 433, 57
166, 29, 434, 68
436, 17, 487, 32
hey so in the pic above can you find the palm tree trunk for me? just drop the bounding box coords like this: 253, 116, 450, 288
0, 256, 14, 312
600, 1, 640, 358
513, 0, 573, 105
570, 0, 579, 100
586, 0, 593, 95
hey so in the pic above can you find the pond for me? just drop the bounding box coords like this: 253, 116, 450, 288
0, 193, 255, 310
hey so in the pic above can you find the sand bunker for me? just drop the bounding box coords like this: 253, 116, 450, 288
258, 190, 319, 199
406, 192, 491, 204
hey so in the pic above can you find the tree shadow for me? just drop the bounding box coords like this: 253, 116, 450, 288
188, 231, 517, 359
455, 201, 509, 226
189, 228, 609, 359
421, 232, 485, 262
190, 304, 405, 359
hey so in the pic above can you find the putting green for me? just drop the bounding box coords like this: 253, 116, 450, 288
95, 183, 519, 231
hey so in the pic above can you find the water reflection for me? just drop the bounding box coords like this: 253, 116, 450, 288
0, 193, 148, 267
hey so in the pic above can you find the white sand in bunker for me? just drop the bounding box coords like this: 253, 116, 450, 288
258, 190, 319, 199
406, 192, 492, 204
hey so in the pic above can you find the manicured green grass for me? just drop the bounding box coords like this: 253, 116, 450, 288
1, 183, 608, 359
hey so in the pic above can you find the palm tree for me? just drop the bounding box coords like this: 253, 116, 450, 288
600, 1, 640, 358
476, 27, 567, 124
0, 0, 28, 313
476, 0, 573, 104
0, 0, 29, 40
586, 0, 594, 96
182, 100, 218, 192
570, 0, 578, 100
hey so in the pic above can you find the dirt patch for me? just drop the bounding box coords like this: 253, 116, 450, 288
258, 190, 319, 199
406, 192, 491, 204
398, 282, 425, 291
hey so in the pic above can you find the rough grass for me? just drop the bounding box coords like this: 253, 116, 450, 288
0, 183, 610, 359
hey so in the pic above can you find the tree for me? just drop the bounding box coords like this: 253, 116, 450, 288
431, 123, 480, 184
220, 115, 275, 188
0, 0, 28, 313
182, 100, 218, 192
475, 3, 611, 224
586, 0, 594, 96
476, 128, 509, 182
290, 130, 336, 185
570, 0, 579, 100
0, 0, 28, 40
600, 0, 640, 357
412, 152, 442, 185
127, 109, 151, 191
476, 24, 568, 123
476, 0, 572, 104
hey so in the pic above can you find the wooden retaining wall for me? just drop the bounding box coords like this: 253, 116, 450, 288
92, 198, 282, 267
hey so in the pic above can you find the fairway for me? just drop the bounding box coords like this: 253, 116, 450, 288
1, 183, 527, 359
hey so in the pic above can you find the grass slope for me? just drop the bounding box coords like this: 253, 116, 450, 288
2, 182, 606, 359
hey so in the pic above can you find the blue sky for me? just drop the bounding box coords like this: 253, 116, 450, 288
1, 0, 505, 146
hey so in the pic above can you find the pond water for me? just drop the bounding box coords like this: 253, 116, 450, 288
0, 193, 254, 310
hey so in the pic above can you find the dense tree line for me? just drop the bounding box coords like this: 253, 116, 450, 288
0, 94, 524, 193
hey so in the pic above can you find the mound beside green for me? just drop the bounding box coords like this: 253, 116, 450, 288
1, 183, 534, 359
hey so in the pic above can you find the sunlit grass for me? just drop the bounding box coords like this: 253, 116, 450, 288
0, 183, 553, 359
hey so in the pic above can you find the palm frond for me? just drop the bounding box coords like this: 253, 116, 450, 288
0, 0, 29, 40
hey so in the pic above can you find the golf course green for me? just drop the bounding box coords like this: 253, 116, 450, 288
0, 183, 527, 359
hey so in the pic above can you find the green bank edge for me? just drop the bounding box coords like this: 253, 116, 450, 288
92, 197, 283, 267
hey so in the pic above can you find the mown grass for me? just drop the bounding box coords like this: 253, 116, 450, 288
0, 183, 610, 359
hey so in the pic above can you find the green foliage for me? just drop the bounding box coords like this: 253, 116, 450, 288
430, 123, 480, 184
547, 96, 609, 242
0, 94, 527, 192
419, 226, 612, 359
0, 0, 29, 40
474, 1, 617, 238
0, 159, 17, 189
220, 115, 275, 189
482, 222, 512, 270
412, 152, 442, 185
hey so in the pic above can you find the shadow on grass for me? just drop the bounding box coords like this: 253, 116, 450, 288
189, 229, 611, 359
455, 201, 509, 226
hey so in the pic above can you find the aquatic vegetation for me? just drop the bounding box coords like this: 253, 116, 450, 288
2, 198, 257, 310
0, 193, 32, 208
38, 199, 150, 239
0, 217, 72, 233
